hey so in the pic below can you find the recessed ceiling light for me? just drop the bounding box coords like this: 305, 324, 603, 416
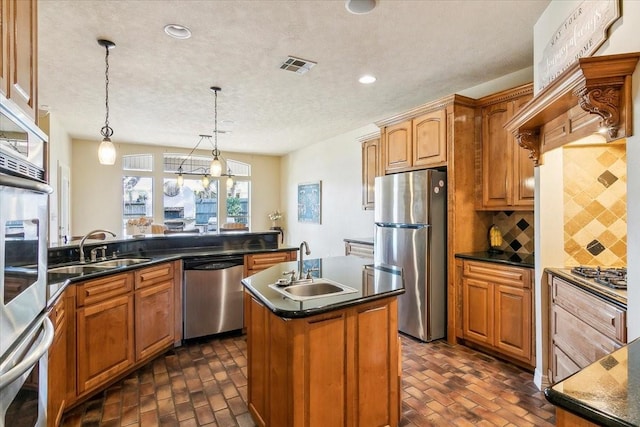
345, 0, 377, 15
359, 75, 377, 84
164, 24, 192, 40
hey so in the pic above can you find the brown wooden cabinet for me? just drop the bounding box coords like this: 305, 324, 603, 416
382, 108, 447, 174
47, 291, 67, 427
1, 0, 38, 120
134, 263, 175, 361
66, 261, 179, 408
461, 259, 534, 367
549, 274, 626, 383
361, 135, 380, 210
477, 84, 533, 210
244, 250, 297, 277
76, 273, 135, 395
245, 292, 400, 427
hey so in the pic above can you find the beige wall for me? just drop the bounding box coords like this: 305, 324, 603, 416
71, 139, 281, 237
281, 125, 378, 257
534, 0, 640, 387
41, 112, 73, 244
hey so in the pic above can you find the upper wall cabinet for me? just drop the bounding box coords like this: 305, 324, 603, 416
477, 84, 533, 211
382, 108, 447, 174
361, 134, 380, 210
1, 0, 38, 121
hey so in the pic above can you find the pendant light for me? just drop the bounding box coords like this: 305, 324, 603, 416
97, 39, 117, 165
210, 87, 223, 177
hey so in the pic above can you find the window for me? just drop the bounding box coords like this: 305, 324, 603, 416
225, 160, 251, 227
163, 177, 218, 232
122, 155, 153, 233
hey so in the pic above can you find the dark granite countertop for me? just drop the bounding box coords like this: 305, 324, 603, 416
343, 237, 374, 245
242, 256, 404, 318
455, 251, 534, 268
545, 337, 640, 427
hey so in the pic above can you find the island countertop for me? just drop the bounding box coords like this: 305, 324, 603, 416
241, 255, 404, 318
544, 336, 640, 427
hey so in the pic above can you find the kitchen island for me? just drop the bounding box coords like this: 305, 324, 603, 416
545, 336, 640, 427
241, 256, 404, 427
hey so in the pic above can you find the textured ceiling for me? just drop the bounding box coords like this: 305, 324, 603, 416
37, 0, 550, 156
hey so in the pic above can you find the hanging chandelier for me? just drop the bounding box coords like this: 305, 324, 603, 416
97, 39, 117, 165
175, 87, 234, 189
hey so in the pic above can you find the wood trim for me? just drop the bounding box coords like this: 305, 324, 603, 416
375, 94, 476, 127
505, 52, 640, 165
476, 82, 533, 107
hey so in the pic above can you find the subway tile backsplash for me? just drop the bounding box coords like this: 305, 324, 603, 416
563, 143, 626, 267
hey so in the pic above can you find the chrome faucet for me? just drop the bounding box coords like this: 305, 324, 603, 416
79, 229, 116, 263
298, 241, 311, 280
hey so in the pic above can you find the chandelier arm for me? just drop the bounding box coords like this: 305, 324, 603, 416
177, 135, 208, 172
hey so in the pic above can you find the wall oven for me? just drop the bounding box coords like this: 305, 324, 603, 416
0, 172, 53, 427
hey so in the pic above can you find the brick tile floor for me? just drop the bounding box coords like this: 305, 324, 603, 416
61, 334, 556, 427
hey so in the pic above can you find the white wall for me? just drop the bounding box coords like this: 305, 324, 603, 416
281, 124, 378, 257
533, 0, 640, 388
71, 139, 281, 237
40, 112, 73, 244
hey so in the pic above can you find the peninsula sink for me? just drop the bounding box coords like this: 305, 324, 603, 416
269, 278, 358, 301
93, 258, 152, 268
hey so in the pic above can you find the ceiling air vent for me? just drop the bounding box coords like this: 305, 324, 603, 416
280, 56, 317, 75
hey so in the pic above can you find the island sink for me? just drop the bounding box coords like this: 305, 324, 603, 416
268, 278, 358, 301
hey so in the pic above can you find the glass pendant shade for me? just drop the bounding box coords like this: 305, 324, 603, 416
210, 157, 223, 177
226, 176, 233, 190
202, 175, 210, 188
176, 172, 184, 187
98, 138, 116, 165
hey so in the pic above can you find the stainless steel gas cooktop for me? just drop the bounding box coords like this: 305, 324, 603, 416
570, 266, 627, 290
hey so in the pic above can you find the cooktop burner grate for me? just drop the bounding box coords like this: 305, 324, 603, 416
570, 266, 627, 289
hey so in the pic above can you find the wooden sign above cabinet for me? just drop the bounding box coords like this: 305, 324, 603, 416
505, 52, 640, 166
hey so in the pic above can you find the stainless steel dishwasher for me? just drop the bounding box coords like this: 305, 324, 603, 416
183, 255, 244, 339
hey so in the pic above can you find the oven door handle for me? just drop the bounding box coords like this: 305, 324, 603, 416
0, 316, 54, 390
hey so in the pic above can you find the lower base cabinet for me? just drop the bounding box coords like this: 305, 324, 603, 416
245, 292, 400, 427
62, 261, 180, 412
47, 292, 67, 427
461, 259, 534, 367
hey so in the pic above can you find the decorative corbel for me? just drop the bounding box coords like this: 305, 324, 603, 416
574, 82, 622, 139
516, 129, 540, 166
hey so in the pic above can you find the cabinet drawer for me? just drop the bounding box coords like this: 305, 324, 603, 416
77, 273, 133, 307
551, 344, 581, 383
552, 277, 626, 342
135, 262, 174, 289
551, 304, 622, 369
245, 252, 290, 270
345, 242, 374, 259
462, 260, 531, 288
49, 294, 65, 331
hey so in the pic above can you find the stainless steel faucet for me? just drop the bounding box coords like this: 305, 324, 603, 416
79, 229, 116, 263
298, 241, 311, 280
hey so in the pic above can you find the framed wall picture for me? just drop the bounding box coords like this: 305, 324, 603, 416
297, 181, 321, 224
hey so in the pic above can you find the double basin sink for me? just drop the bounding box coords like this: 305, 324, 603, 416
48, 258, 152, 278
268, 278, 358, 302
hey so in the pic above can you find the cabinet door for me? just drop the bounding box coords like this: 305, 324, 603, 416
361, 137, 380, 210
481, 102, 513, 208
302, 313, 347, 427
1, 0, 9, 96
246, 294, 268, 427
462, 277, 493, 345
7, 0, 38, 120
350, 300, 398, 427
77, 294, 135, 394
48, 295, 66, 427
512, 94, 534, 207
383, 121, 412, 173
412, 109, 447, 167
495, 283, 531, 362
135, 281, 175, 361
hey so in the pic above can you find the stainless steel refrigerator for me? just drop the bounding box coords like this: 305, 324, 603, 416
374, 169, 447, 342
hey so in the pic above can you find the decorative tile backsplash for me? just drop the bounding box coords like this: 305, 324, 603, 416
563, 143, 627, 267
491, 211, 534, 255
